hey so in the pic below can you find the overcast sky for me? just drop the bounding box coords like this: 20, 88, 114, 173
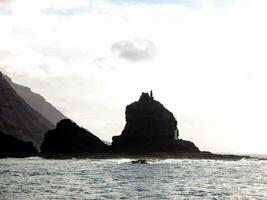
1, 0, 267, 154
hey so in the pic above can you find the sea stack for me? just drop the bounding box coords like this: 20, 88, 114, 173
112, 91, 200, 153
40, 119, 109, 155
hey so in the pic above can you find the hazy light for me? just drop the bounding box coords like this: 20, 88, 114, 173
0, 0, 267, 154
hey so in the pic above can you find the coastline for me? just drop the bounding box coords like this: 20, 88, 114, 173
2, 152, 266, 161
38, 152, 259, 160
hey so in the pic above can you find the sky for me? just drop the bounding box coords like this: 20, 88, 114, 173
0, 0, 267, 154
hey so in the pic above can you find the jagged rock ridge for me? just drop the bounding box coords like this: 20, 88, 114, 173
41, 119, 109, 154
112, 91, 200, 153
4, 74, 66, 125
0, 72, 54, 148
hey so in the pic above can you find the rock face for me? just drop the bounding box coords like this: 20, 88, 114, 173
0, 72, 55, 149
4, 74, 66, 125
0, 131, 37, 157
112, 92, 200, 153
41, 119, 109, 154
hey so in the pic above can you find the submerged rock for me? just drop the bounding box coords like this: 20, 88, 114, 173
40, 119, 109, 154
131, 159, 148, 164
112, 92, 200, 153
0, 131, 37, 157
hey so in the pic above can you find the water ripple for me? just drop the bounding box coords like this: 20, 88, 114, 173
0, 158, 266, 199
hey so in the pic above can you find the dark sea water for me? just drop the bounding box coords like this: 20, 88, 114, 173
0, 157, 266, 200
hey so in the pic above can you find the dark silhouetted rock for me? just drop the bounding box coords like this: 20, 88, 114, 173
112, 92, 200, 153
4, 74, 66, 125
131, 159, 148, 164
41, 119, 109, 154
0, 131, 37, 157
0, 72, 54, 149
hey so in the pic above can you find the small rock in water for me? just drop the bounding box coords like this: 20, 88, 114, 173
131, 159, 148, 164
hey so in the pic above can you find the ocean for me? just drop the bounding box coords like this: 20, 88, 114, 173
0, 157, 266, 199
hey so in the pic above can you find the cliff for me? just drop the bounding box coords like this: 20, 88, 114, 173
4, 74, 66, 125
0, 72, 55, 149
112, 92, 200, 153
41, 119, 109, 155
0, 131, 37, 158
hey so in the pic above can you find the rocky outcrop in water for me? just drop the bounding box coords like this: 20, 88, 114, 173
112, 92, 200, 153
41, 119, 109, 154
4, 74, 66, 125
0, 131, 37, 157
0, 72, 54, 149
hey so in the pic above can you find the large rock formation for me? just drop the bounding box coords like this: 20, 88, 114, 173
41, 119, 109, 154
4, 74, 66, 125
0, 131, 37, 158
0, 72, 54, 149
112, 92, 200, 153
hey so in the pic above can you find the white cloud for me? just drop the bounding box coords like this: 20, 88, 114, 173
32, 45, 85, 61
111, 39, 157, 62
0, 50, 13, 59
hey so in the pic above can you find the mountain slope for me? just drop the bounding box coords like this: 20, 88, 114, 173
0, 72, 54, 148
4, 74, 66, 125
